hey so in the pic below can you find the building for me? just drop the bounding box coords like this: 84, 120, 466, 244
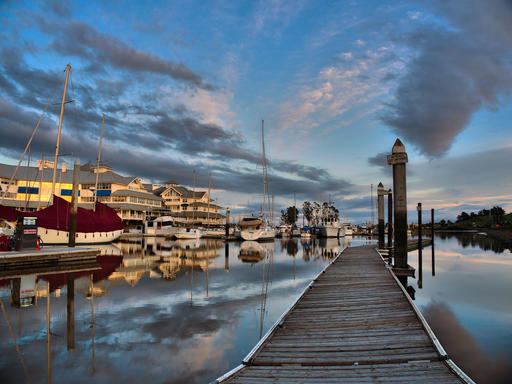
0, 162, 164, 230
153, 181, 225, 226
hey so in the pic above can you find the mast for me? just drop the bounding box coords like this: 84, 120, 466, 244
93, 113, 105, 209
192, 170, 196, 227
261, 120, 267, 221
206, 173, 211, 228
51, 64, 71, 200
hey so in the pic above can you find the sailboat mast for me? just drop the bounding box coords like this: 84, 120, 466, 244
94, 113, 105, 209
261, 120, 268, 221
51, 64, 71, 200
206, 173, 211, 228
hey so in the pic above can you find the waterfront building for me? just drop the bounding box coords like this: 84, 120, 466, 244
0, 162, 164, 230
153, 181, 225, 226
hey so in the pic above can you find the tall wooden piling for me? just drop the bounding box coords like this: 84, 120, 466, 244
387, 189, 393, 248
68, 159, 80, 247
387, 139, 408, 269
431, 208, 435, 276
417, 203, 422, 289
225, 208, 230, 238
377, 182, 385, 249
67, 273, 75, 351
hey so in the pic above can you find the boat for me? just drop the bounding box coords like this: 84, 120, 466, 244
240, 120, 276, 242
316, 204, 345, 238
0, 196, 123, 244
300, 225, 312, 238
240, 218, 275, 241
175, 227, 202, 240
144, 216, 178, 237
342, 223, 353, 236
0, 65, 123, 245
202, 227, 225, 238
278, 224, 292, 237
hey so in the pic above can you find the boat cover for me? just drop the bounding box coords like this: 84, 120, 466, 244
0, 196, 123, 233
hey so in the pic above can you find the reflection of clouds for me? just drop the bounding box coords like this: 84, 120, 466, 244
423, 302, 512, 384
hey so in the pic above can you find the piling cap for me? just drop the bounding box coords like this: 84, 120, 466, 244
392, 138, 406, 154
377, 182, 386, 195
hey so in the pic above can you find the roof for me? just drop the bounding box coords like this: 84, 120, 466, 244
107, 202, 163, 211
174, 211, 225, 219
0, 163, 134, 186
190, 201, 221, 209
164, 180, 180, 185
152, 186, 167, 196
111, 189, 163, 201
172, 186, 206, 198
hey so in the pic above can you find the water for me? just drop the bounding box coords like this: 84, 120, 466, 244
0, 234, 510, 383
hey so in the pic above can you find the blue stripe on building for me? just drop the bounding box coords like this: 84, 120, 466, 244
17, 187, 39, 194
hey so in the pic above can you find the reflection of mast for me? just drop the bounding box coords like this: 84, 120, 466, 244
207, 173, 211, 228
47, 281, 51, 384
67, 273, 75, 351
90, 275, 96, 375
190, 251, 194, 306
0, 299, 31, 382
259, 248, 274, 339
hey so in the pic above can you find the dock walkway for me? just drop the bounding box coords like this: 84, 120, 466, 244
216, 245, 473, 383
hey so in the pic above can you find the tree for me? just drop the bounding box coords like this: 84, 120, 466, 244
490, 206, 505, 216
303, 201, 313, 225
457, 212, 470, 222
280, 206, 299, 225
440, 219, 447, 226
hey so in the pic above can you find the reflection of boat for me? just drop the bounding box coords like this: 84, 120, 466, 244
175, 227, 202, 239
175, 238, 200, 249
322, 238, 341, 259
145, 216, 178, 237
238, 241, 265, 263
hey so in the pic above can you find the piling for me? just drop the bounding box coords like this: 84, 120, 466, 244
377, 183, 385, 249
387, 139, 408, 269
431, 208, 435, 276
417, 203, 422, 289
67, 273, 75, 351
68, 159, 80, 247
387, 189, 393, 248
225, 208, 230, 238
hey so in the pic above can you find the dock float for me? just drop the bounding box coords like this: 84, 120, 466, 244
0, 247, 100, 276
215, 245, 473, 384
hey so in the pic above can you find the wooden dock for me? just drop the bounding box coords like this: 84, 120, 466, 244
215, 245, 473, 384
0, 247, 100, 276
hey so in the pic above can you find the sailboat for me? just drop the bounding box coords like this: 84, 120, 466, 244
0, 64, 124, 244
240, 120, 276, 241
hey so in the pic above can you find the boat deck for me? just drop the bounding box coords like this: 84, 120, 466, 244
215, 245, 472, 384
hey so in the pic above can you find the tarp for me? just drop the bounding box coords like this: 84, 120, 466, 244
0, 196, 123, 233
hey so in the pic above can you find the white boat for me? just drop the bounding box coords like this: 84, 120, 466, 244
202, 227, 225, 238
291, 227, 300, 237
175, 227, 202, 240
38, 227, 123, 245
240, 218, 276, 241
316, 205, 344, 238
342, 223, 353, 236
145, 216, 178, 237
278, 224, 292, 237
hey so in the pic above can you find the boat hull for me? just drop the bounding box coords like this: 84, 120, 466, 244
316, 226, 345, 238
38, 227, 123, 245
241, 228, 275, 241
175, 228, 202, 240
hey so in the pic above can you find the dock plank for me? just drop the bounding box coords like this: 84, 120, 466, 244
215, 245, 473, 384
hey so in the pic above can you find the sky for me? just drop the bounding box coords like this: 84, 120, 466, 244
0, 0, 511, 223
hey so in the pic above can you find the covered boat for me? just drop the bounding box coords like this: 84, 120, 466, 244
0, 196, 123, 244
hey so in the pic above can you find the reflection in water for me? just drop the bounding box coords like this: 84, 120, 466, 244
0, 234, 509, 383
438, 232, 511, 253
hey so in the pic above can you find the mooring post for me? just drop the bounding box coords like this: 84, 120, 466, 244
417, 203, 422, 289
225, 243, 229, 272
67, 273, 75, 351
387, 189, 393, 248
377, 183, 385, 249
387, 139, 408, 269
431, 208, 435, 276
225, 208, 230, 238
68, 159, 80, 247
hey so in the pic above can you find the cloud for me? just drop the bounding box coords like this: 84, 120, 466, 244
383, 0, 512, 156
423, 301, 512, 383
37, 18, 214, 90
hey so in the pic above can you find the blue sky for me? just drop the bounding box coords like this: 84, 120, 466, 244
1, 0, 511, 223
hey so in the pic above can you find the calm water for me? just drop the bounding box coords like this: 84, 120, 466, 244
0, 234, 510, 383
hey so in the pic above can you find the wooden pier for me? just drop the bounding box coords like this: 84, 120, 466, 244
215, 245, 473, 383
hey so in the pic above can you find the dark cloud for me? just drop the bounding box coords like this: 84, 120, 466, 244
38, 19, 214, 90
367, 151, 389, 169
43, 0, 71, 17
383, 0, 512, 156
423, 301, 512, 384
